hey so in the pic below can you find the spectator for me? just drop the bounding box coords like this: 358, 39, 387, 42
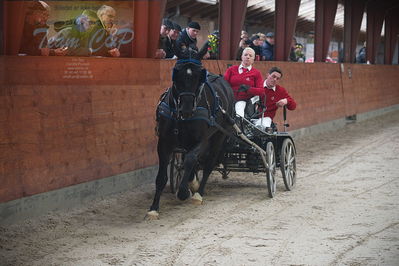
175, 21, 209, 59
254, 67, 296, 130
249, 35, 262, 61
262, 32, 274, 61
95, 5, 120, 57
289, 37, 297, 61
224, 47, 264, 118
156, 18, 174, 59
241, 30, 249, 41
236, 39, 252, 61
257, 33, 266, 45
19, 1, 67, 56
97, 4, 116, 32
163, 22, 181, 59
356, 42, 366, 63
49, 7, 120, 57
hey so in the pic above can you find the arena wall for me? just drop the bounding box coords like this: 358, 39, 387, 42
1, 56, 399, 204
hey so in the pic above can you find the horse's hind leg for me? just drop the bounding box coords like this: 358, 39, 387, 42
147, 139, 173, 220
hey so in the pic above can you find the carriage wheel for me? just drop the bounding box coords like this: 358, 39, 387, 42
280, 138, 297, 191
265, 142, 277, 198
169, 152, 184, 193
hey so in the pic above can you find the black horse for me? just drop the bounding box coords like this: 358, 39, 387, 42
147, 54, 235, 219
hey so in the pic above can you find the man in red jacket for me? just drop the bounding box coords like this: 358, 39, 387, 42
253, 66, 296, 130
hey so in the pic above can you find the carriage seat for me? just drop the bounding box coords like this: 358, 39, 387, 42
240, 95, 278, 135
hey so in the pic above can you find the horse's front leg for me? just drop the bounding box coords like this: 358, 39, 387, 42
147, 139, 174, 220
176, 144, 201, 201
194, 133, 227, 204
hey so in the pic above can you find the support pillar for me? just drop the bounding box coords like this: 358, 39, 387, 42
0, 1, 4, 55
274, 0, 300, 61
384, 7, 399, 64
132, 0, 167, 58
315, 0, 338, 62
219, 0, 248, 60
343, 0, 366, 63
366, 1, 385, 64
2, 1, 28, 55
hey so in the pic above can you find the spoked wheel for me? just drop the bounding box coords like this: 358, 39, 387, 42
169, 152, 184, 193
265, 142, 277, 198
280, 138, 297, 191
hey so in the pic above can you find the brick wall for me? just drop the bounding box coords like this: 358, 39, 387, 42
341, 64, 399, 115
1, 57, 162, 203
1, 56, 398, 203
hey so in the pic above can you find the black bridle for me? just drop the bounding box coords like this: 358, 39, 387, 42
172, 60, 207, 120
175, 83, 205, 119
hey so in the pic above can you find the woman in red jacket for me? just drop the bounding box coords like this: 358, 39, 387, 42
224, 47, 264, 118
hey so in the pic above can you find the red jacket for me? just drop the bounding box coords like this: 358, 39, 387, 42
261, 84, 296, 119
224, 65, 264, 101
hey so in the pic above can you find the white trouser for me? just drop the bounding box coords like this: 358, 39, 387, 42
235, 101, 246, 117
252, 117, 272, 130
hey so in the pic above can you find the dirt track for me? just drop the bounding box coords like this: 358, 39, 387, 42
1, 111, 399, 266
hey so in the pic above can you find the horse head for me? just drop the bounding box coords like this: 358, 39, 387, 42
172, 57, 207, 120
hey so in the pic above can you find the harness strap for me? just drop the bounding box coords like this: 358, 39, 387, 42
176, 58, 202, 65
205, 80, 220, 117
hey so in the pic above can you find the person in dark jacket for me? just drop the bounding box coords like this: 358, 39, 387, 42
175, 21, 209, 59
262, 32, 274, 61
156, 18, 174, 58
163, 22, 181, 59
289, 37, 297, 61
236, 39, 252, 60
356, 42, 366, 63
249, 35, 262, 61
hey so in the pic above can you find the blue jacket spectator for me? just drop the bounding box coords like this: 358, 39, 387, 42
262, 32, 274, 61
356, 42, 366, 63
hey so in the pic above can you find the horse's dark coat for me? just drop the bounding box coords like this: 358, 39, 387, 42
149, 57, 235, 213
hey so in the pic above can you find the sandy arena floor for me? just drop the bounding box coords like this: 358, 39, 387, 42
1, 111, 399, 266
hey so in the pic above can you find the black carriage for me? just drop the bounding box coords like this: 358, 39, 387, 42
169, 97, 297, 198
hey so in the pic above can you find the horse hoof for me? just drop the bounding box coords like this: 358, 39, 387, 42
176, 189, 192, 201
189, 178, 200, 193
222, 173, 229, 179
191, 192, 203, 205
145, 210, 159, 220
